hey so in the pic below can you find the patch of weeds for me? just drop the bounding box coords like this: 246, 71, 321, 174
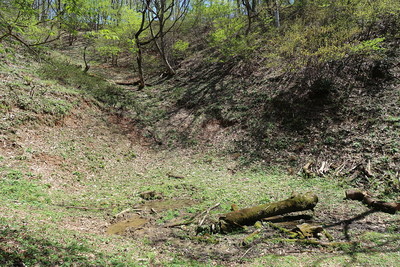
386, 223, 399, 233
14, 155, 28, 160
324, 136, 336, 145
0, 221, 136, 266
335, 241, 361, 252
390, 141, 399, 153
171, 86, 186, 99
4, 169, 22, 179
259, 196, 272, 204
185, 206, 200, 214
0, 103, 10, 112
191, 235, 220, 244
124, 151, 137, 159
158, 210, 180, 223
0, 169, 50, 205
142, 237, 152, 246
379, 156, 390, 164
84, 151, 106, 170
385, 115, 400, 122
352, 141, 362, 149
382, 172, 400, 195
361, 231, 400, 247
39, 59, 126, 108
72, 171, 85, 181
41, 98, 73, 116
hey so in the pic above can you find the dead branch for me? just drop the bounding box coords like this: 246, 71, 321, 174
115, 80, 141, 86
166, 203, 220, 228
56, 205, 106, 211
166, 173, 185, 179
345, 190, 400, 214
199, 203, 220, 226
114, 208, 132, 218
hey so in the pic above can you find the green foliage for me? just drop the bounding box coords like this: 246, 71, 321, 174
195, 0, 236, 23
263, 0, 400, 70
266, 22, 357, 68
351, 38, 386, 55
84, 8, 143, 63
2, 0, 399, 71
86, 28, 128, 61
173, 40, 190, 55
0, 0, 63, 47
210, 17, 245, 56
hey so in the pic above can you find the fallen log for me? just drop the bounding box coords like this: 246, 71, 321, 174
345, 190, 400, 214
115, 80, 140, 86
115, 80, 152, 87
218, 192, 318, 232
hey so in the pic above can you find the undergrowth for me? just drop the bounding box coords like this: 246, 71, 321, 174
38, 58, 124, 108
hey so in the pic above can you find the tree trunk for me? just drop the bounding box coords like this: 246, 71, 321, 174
40, 0, 47, 23
274, 0, 280, 27
135, 39, 145, 89
218, 192, 318, 232
154, 39, 176, 76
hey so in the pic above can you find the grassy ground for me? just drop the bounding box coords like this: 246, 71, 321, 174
0, 46, 399, 266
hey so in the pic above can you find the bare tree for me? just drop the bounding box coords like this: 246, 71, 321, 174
242, 0, 257, 34
134, 0, 190, 88
147, 0, 190, 75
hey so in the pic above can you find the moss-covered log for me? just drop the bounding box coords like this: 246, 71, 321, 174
219, 192, 318, 232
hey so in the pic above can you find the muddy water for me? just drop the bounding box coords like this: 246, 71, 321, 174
106, 199, 196, 235
106, 215, 149, 235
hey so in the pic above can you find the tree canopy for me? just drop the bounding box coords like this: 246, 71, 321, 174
1, 0, 399, 84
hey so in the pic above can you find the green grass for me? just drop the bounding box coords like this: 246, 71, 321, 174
253, 252, 400, 267
0, 61, 80, 131
38, 57, 128, 108
0, 168, 50, 205
0, 218, 147, 266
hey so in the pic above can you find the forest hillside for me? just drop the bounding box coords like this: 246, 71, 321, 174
0, 0, 399, 266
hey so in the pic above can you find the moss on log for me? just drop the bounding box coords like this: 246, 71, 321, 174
219, 192, 318, 232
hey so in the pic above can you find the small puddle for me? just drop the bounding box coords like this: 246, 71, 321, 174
106, 215, 149, 235
106, 199, 196, 235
